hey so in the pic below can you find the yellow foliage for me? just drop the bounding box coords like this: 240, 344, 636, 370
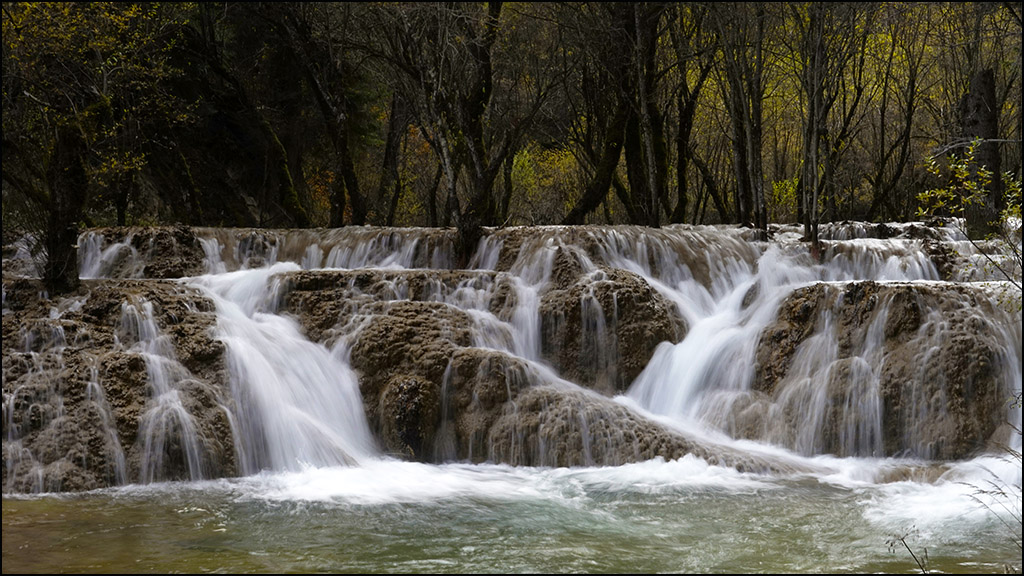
305, 167, 336, 228
770, 177, 799, 223
510, 144, 580, 225
4, 1, 196, 219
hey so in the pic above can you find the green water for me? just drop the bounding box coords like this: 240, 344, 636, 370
3, 459, 1020, 574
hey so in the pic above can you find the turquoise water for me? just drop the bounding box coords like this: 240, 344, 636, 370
4, 457, 1020, 574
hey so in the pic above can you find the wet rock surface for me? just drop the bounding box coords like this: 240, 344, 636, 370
277, 269, 512, 344
485, 224, 760, 290
487, 385, 814, 474
279, 275, 532, 463
4, 223, 1019, 492
539, 267, 685, 395
275, 260, 692, 465
2, 279, 233, 492
752, 281, 1015, 459
83, 226, 207, 279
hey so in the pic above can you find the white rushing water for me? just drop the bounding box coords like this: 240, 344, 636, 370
191, 264, 376, 473
65, 224, 1024, 472
117, 298, 208, 483
4, 222, 1021, 572
170, 224, 1019, 480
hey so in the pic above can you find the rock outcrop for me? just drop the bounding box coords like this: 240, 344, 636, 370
81, 226, 207, 279
750, 281, 1015, 459
539, 267, 685, 394
2, 279, 234, 492
486, 385, 812, 474
273, 249, 693, 466
4, 223, 1018, 493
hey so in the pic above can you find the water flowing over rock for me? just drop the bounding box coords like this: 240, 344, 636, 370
486, 386, 812, 474
749, 281, 1017, 459
2, 279, 234, 491
274, 267, 692, 464
80, 226, 207, 279
539, 267, 685, 394
190, 266, 376, 473
3, 221, 1021, 492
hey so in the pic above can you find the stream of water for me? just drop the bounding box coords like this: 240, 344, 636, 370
3, 454, 1021, 573
3, 222, 1021, 573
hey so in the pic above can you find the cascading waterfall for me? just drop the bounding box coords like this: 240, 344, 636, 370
616, 229, 992, 456
191, 226, 456, 272
760, 302, 884, 457
4, 222, 1021, 490
117, 298, 207, 483
2, 322, 68, 493
191, 264, 376, 473
79, 232, 141, 279
580, 271, 617, 393
83, 361, 128, 485
471, 230, 567, 361
620, 239, 805, 416
2, 296, 93, 493
199, 236, 227, 275
4, 220, 1022, 573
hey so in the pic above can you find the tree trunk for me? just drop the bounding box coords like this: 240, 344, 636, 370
45, 125, 88, 294
114, 171, 133, 227
385, 176, 403, 227
961, 68, 1002, 238
253, 111, 309, 228
672, 89, 690, 224
499, 150, 515, 224
329, 173, 347, 228
426, 164, 442, 228
729, 115, 752, 225
747, 4, 767, 232
612, 174, 643, 225
802, 6, 825, 248
563, 106, 628, 225
382, 95, 408, 226
624, 114, 652, 225
634, 3, 664, 228
691, 149, 732, 223
335, 122, 365, 226
179, 151, 203, 225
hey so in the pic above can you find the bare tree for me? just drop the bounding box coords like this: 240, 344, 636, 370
866, 3, 933, 222
361, 2, 552, 259
667, 4, 716, 224
790, 2, 873, 247
710, 2, 771, 231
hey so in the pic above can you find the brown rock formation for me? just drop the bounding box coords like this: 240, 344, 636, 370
540, 267, 685, 394
83, 226, 207, 278
752, 281, 1014, 459
276, 266, 696, 465
2, 279, 234, 491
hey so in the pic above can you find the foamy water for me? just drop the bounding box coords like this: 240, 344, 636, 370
4, 222, 1021, 572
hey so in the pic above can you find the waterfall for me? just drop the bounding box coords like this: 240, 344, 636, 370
79, 231, 143, 279
3, 221, 1021, 493
84, 361, 128, 485
622, 230, 1020, 458
113, 224, 1024, 465
191, 264, 376, 473
117, 298, 208, 483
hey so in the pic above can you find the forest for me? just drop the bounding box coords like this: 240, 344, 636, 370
3, 2, 1022, 291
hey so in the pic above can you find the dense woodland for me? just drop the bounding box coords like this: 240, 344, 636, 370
2, 2, 1022, 291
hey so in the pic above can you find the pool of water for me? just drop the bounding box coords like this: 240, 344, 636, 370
3, 456, 1020, 574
